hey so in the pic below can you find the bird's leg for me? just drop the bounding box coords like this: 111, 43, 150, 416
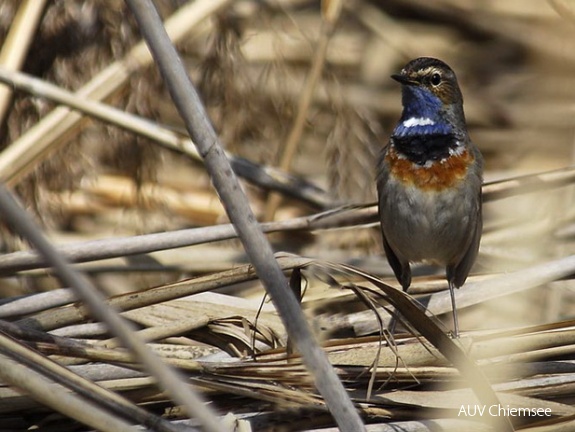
448, 280, 459, 338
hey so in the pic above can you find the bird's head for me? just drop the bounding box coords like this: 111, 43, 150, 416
391, 57, 466, 138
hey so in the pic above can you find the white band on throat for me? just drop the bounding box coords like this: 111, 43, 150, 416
402, 117, 435, 128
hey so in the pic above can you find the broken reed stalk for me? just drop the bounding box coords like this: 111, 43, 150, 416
124, 1, 366, 430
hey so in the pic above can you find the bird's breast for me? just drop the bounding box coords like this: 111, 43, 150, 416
384, 144, 474, 192
378, 143, 482, 265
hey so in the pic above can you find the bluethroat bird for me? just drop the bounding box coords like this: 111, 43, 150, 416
377, 57, 483, 338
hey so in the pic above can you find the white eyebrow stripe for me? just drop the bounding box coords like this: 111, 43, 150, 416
402, 117, 435, 128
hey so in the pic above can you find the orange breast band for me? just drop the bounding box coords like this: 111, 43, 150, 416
385, 146, 473, 191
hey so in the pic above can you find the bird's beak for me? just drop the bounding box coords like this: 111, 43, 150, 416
391, 73, 416, 85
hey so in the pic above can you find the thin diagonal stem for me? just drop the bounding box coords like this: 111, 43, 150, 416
124, 1, 364, 430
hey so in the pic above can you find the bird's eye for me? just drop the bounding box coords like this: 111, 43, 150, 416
430, 73, 441, 86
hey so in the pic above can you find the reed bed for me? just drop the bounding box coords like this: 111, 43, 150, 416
0, 0, 574, 430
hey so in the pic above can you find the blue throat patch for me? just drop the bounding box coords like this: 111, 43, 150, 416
392, 85, 452, 138
391, 85, 460, 165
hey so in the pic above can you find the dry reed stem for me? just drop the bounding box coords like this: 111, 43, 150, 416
0, 183, 225, 430
264, 0, 341, 220
0, 0, 46, 125
0, 0, 230, 186
0, 66, 334, 209
0, 159, 573, 275
0, 352, 140, 432
0, 331, 180, 432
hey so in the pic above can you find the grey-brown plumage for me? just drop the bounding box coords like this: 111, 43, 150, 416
377, 57, 483, 337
